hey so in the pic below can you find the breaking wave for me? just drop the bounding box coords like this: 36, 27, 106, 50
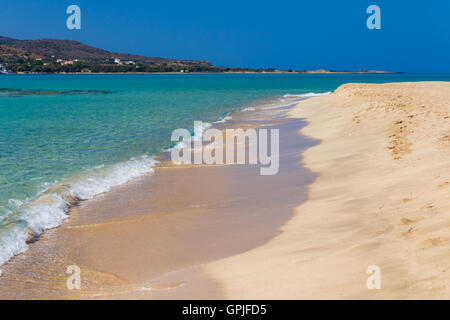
282, 92, 332, 98
0, 155, 157, 266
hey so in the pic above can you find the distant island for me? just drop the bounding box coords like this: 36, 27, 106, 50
0, 36, 394, 74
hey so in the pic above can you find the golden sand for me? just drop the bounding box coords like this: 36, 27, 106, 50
203, 82, 450, 299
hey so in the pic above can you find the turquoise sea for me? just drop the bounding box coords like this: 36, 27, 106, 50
1, 73, 449, 266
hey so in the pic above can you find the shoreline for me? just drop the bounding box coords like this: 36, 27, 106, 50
0, 90, 331, 271
0, 91, 274, 269
4, 71, 399, 75
1, 81, 448, 299
201, 82, 450, 299
0, 95, 317, 299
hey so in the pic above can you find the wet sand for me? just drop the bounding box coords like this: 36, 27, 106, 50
0, 99, 317, 299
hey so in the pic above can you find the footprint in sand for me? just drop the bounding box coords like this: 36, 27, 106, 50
398, 225, 419, 239
398, 217, 418, 226
438, 181, 449, 188
423, 238, 449, 247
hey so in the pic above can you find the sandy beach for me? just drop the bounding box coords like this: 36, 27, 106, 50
1, 0, 449, 306
0, 81, 448, 299
204, 81, 450, 299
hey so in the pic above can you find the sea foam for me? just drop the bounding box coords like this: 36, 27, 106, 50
214, 116, 232, 123
283, 92, 332, 98
0, 155, 157, 267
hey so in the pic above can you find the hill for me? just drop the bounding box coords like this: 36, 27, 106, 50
0, 36, 211, 66
0, 36, 395, 74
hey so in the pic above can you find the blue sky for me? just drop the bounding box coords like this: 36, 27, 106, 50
1, 0, 449, 72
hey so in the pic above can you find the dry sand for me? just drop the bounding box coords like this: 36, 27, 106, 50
203, 82, 450, 299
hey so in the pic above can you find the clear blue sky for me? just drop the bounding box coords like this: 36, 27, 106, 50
1, 0, 449, 72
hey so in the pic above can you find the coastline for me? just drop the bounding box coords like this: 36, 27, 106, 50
201, 82, 450, 299
0, 95, 317, 299
1, 81, 448, 299
7, 71, 398, 75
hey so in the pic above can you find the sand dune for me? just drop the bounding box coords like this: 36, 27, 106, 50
204, 82, 450, 299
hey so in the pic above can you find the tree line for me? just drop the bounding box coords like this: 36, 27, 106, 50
1, 57, 278, 73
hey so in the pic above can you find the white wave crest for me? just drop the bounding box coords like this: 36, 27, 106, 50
283, 92, 332, 98
0, 155, 158, 267
0, 221, 30, 266
214, 116, 232, 123
71, 156, 157, 200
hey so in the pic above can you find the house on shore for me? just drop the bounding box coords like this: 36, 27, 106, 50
0, 64, 8, 74
56, 59, 76, 66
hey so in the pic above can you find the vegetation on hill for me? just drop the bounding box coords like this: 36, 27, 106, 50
0, 36, 210, 65
0, 36, 237, 73
0, 36, 392, 74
